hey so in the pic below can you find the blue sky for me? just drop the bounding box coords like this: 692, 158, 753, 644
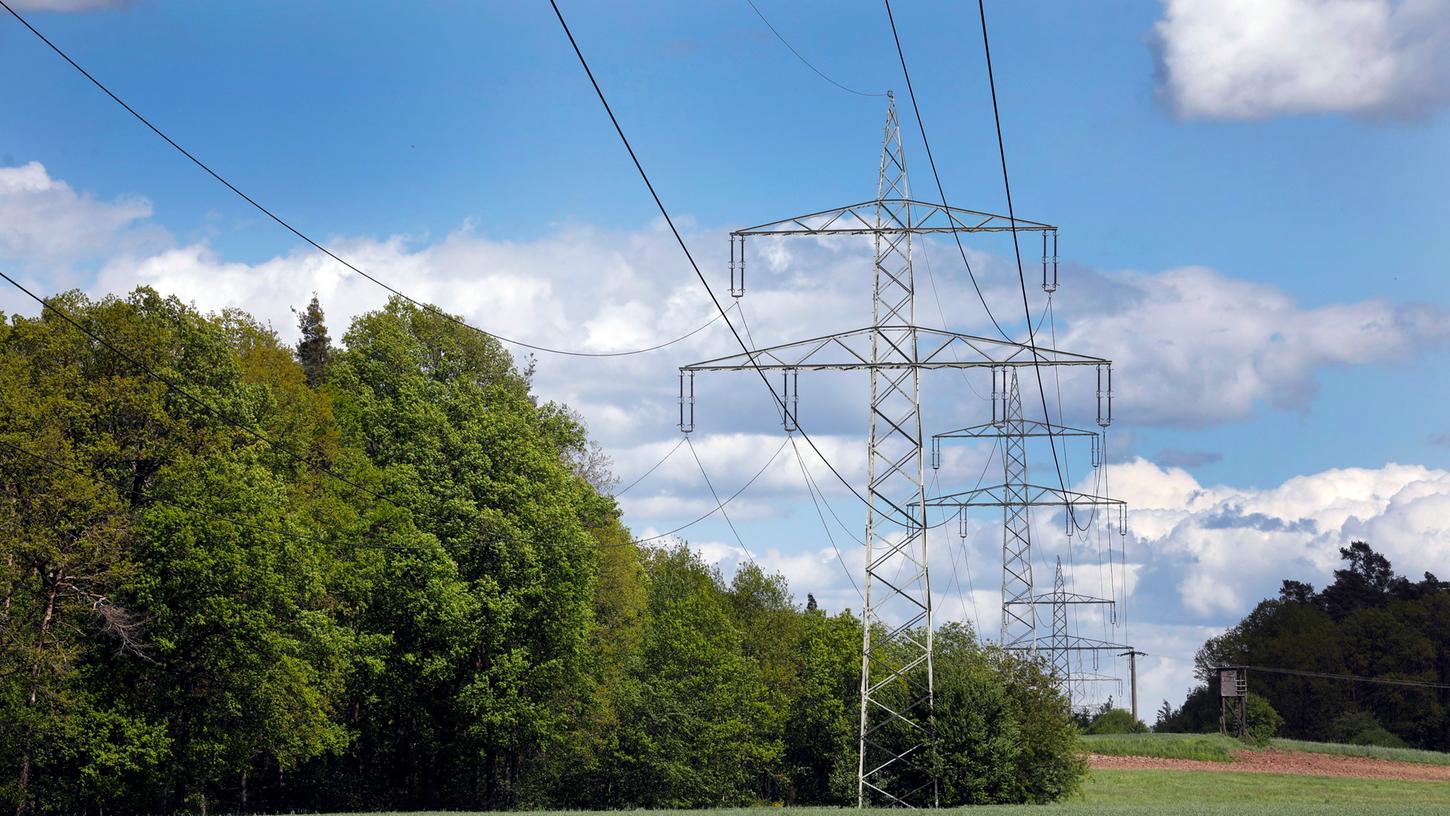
4, 0, 1450, 713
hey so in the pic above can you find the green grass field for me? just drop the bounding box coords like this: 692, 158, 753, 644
1268, 738, 1450, 766
1081, 732, 1450, 767
1081, 732, 1244, 761
329, 738, 1450, 816
331, 772, 1450, 816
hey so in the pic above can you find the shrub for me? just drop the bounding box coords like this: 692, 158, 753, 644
1244, 693, 1284, 746
1086, 708, 1149, 735
1328, 711, 1408, 748
927, 624, 1087, 805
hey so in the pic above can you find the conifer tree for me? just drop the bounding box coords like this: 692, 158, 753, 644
294, 294, 331, 387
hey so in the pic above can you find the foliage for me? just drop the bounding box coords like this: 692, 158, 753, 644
1081, 732, 1242, 762
931, 624, 1088, 805
0, 289, 1090, 813
1161, 542, 1450, 751
1244, 693, 1283, 746
1085, 708, 1150, 735
294, 294, 332, 387
1326, 711, 1408, 748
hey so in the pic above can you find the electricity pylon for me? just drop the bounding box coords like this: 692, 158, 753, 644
931, 369, 1131, 707
1044, 556, 1124, 704
678, 95, 1099, 806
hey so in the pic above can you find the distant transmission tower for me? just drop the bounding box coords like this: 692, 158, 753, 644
932, 370, 1132, 708
679, 95, 1102, 806
1044, 556, 1124, 703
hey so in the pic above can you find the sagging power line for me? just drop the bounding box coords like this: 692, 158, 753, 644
0, 0, 729, 361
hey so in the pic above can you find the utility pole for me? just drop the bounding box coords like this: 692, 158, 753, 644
678, 95, 1091, 807
1120, 649, 1147, 723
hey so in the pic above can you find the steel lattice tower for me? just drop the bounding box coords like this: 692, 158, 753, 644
999, 371, 1036, 649
1048, 557, 1071, 683
680, 95, 1094, 805
931, 367, 1133, 709
857, 98, 934, 808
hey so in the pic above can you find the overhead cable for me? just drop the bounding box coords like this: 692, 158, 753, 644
549, 0, 914, 530
744, 0, 887, 98
0, 0, 726, 360
0, 270, 702, 548
973, 0, 1088, 529
790, 434, 863, 600
1234, 665, 1450, 691
631, 435, 790, 545
685, 435, 759, 565
882, 0, 1012, 343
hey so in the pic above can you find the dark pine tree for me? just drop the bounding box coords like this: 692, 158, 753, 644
295, 294, 332, 387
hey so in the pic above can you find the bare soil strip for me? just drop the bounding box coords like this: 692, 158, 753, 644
1090, 750, 1450, 782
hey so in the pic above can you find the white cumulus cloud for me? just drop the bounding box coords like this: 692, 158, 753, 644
0, 162, 153, 266
1153, 0, 1450, 120
1112, 457, 1450, 617
1054, 265, 1450, 426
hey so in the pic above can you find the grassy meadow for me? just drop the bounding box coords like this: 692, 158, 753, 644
328, 736, 1450, 815
333, 766, 1450, 815
1268, 738, 1450, 766
1082, 732, 1450, 767
1081, 732, 1244, 761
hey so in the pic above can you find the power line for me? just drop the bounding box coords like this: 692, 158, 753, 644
614, 436, 686, 497
684, 435, 758, 565
744, 0, 886, 98
631, 435, 789, 545
789, 434, 863, 600
882, 0, 1011, 343
0, 0, 726, 360
883, 0, 1089, 537
0, 270, 699, 551
973, 0, 1084, 528
1234, 664, 1450, 692
549, 0, 913, 531
792, 436, 865, 545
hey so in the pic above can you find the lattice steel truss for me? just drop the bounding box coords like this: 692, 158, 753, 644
679, 96, 1071, 807
930, 370, 1130, 706
1043, 557, 1124, 704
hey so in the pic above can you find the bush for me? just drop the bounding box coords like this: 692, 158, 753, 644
927, 624, 1087, 805
1328, 711, 1408, 748
1244, 693, 1284, 746
1086, 708, 1149, 735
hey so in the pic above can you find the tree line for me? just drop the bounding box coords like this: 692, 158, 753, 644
0, 289, 1084, 814
1156, 542, 1450, 748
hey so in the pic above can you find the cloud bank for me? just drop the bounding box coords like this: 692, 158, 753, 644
1153, 0, 1450, 120
0, 162, 152, 267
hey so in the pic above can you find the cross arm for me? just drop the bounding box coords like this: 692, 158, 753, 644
925, 483, 1126, 508
731, 199, 1056, 237
679, 326, 1109, 373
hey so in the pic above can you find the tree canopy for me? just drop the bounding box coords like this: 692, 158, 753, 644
1156, 542, 1450, 750
0, 289, 1085, 814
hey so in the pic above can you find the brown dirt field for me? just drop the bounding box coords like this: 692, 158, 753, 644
1090, 750, 1450, 782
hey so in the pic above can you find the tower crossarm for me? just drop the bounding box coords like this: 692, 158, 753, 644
1024, 591, 1117, 606
679, 326, 1109, 373
1056, 635, 1133, 652
926, 483, 1126, 509
934, 419, 1099, 440
1004, 633, 1130, 652
1072, 672, 1127, 683
731, 198, 1055, 237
